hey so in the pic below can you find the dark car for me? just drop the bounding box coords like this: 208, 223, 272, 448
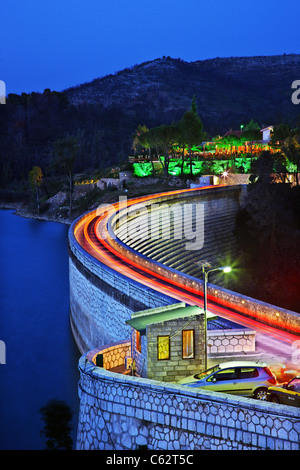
267, 376, 300, 407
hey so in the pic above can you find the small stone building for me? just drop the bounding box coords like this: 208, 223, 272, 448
126, 303, 216, 382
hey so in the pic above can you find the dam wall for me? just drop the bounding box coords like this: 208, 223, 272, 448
76, 354, 300, 450
69, 185, 243, 353
70, 185, 300, 451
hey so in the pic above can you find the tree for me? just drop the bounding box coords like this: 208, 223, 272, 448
138, 124, 178, 177
153, 124, 179, 177
281, 134, 300, 185
53, 135, 79, 216
132, 124, 156, 174
243, 119, 260, 132
132, 124, 148, 154
234, 169, 300, 312
39, 400, 73, 450
270, 124, 294, 148
179, 98, 204, 175
28, 165, 43, 214
249, 150, 276, 185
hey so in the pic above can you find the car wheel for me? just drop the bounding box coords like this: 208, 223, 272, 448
254, 388, 268, 400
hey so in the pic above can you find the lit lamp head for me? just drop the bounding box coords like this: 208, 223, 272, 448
220, 266, 231, 273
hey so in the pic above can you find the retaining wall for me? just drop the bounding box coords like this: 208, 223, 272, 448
69, 243, 175, 353
77, 354, 300, 450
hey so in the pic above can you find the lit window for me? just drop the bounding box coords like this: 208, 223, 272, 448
157, 336, 170, 360
135, 330, 141, 353
182, 330, 195, 359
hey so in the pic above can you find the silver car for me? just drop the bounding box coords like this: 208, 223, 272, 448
177, 361, 277, 400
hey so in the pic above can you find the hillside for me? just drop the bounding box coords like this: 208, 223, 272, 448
1, 54, 300, 185
65, 54, 300, 135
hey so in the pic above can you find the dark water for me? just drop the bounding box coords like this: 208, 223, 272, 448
0, 209, 80, 450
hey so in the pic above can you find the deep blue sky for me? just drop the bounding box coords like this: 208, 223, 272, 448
1, 0, 299, 95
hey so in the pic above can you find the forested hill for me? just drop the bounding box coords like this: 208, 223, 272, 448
66, 54, 300, 132
1, 54, 300, 184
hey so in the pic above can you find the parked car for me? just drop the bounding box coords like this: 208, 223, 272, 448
267, 376, 300, 407
177, 361, 277, 400
268, 362, 300, 383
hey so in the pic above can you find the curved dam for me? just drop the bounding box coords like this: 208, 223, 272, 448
69, 184, 300, 451
68, 184, 300, 354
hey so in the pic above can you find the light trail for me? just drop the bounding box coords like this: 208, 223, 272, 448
73, 187, 300, 354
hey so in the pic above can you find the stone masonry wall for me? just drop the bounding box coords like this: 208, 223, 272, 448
145, 314, 205, 383
88, 341, 131, 370
69, 237, 176, 353
208, 328, 256, 355
76, 355, 300, 450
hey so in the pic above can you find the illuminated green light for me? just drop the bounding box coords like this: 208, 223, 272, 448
133, 163, 153, 177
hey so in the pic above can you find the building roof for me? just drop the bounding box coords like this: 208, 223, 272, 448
223, 129, 244, 138
126, 302, 217, 333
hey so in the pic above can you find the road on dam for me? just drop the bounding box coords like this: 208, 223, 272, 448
73, 187, 300, 378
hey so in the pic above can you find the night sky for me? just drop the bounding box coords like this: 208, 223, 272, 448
1, 0, 299, 95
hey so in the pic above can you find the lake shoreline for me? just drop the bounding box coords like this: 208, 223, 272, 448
0, 201, 73, 225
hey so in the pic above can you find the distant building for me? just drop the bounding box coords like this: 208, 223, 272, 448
223, 129, 244, 138
260, 126, 274, 142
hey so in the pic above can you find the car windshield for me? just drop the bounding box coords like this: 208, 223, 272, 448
194, 365, 220, 380
288, 378, 300, 392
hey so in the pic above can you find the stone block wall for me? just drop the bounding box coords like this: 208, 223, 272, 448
88, 341, 131, 370
76, 355, 300, 450
69, 234, 175, 353
145, 314, 205, 383
208, 328, 256, 354
131, 326, 256, 380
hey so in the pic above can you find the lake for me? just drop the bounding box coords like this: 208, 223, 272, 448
0, 209, 81, 450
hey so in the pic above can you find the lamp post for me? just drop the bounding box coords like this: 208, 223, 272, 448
202, 265, 231, 370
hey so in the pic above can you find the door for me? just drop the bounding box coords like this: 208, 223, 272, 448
204, 367, 240, 394
281, 378, 300, 407
238, 366, 261, 397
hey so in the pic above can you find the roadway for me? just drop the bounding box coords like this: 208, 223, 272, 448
73, 188, 300, 380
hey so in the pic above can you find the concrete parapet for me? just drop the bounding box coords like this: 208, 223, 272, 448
87, 340, 131, 371
76, 354, 300, 450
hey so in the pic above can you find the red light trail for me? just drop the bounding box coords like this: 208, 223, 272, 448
73, 187, 300, 353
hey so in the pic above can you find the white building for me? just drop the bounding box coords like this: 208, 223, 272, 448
260, 126, 273, 142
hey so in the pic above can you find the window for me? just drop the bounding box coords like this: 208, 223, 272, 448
240, 367, 259, 379
182, 330, 195, 359
157, 336, 170, 360
209, 368, 237, 382
288, 378, 300, 392
135, 330, 141, 353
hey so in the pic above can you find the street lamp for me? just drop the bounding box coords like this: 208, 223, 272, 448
202, 265, 231, 370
